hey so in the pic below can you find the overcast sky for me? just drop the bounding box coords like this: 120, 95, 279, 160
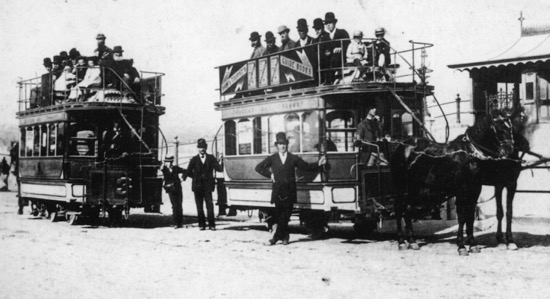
1, 0, 549, 143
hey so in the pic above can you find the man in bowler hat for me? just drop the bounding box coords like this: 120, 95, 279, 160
187, 138, 223, 230
255, 132, 327, 245
161, 156, 187, 228
249, 31, 265, 59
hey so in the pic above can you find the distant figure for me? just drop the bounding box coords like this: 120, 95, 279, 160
0, 157, 9, 191
187, 138, 223, 231
161, 156, 188, 229
255, 132, 327, 246
249, 31, 265, 59
294, 18, 314, 48
324, 12, 350, 84
263, 31, 278, 56
94, 33, 113, 62
278, 25, 296, 51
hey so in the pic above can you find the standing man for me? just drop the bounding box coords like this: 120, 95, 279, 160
294, 18, 314, 48
249, 32, 265, 59
278, 25, 296, 51
94, 33, 113, 62
161, 156, 187, 229
187, 138, 223, 230
324, 12, 350, 84
255, 132, 326, 246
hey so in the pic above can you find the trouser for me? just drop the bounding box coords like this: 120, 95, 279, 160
168, 186, 183, 226
194, 190, 215, 228
272, 199, 294, 241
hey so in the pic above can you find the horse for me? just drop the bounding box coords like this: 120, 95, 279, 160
390, 109, 515, 255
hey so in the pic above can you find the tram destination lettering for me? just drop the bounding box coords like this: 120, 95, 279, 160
221, 97, 320, 119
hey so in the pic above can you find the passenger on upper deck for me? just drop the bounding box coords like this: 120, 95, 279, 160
294, 18, 314, 48
278, 25, 296, 51
94, 33, 113, 62
312, 18, 331, 85
263, 31, 278, 56
249, 32, 265, 59
324, 12, 349, 84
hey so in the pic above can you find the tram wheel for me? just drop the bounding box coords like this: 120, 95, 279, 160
49, 210, 58, 222
67, 213, 79, 226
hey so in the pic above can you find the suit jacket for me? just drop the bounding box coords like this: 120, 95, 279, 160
294, 36, 314, 48
255, 152, 320, 204
187, 154, 223, 193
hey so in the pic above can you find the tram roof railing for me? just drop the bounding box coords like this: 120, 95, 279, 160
17, 66, 165, 113
216, 38, 434, 102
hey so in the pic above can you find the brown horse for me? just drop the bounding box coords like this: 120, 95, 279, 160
390, 109, 515, 255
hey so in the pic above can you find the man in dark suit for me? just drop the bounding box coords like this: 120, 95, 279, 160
161, 156, 187, 228
324, 12, 350, 84
255, 132, 326, 245
294, 18, 314, 48
187, 138, 223, 230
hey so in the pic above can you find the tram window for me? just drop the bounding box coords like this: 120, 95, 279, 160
285, 113, 301, 153
237, 119, 252, 155
25, 127, 33, 156
268, 114, 285, 153
401, 113, 413, 137
302, 111, 319, 152
48, 123, 57, 156
252, 117, 265, 154
326, 110, 355, 152
224, 120, 236, 156
33, 126, 40, 157
20, 128, 26, 157
40, 124, 48, 156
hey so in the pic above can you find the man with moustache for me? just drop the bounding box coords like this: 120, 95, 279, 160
187, 138, 223, 230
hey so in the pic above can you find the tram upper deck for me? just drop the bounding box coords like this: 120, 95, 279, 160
17, 66, 165, 116
215, 39, 434, 109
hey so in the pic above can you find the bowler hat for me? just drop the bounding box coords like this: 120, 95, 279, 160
274, 132, 289, 145
312, 18, 324, 30
164, 156, 174, 163
296, 18, 308, 31
324, 12, 338, 24
53, 55, 62, 64
96, 33, 106, 40
278, 25, 290, 34
375, 27, 386, 35
249, 31, 261, 41
43, 57, 52, 67
113, 45, 124, 53
197, 138, 208, 149
265, 31, 276, 42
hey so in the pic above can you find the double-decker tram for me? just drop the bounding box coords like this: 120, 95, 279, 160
17, 64, 165, 225
215, 36, 436, 235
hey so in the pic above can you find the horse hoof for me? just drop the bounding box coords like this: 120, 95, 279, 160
469, 245, 481, 254
458, 248, 469, 256
398, 243, 408, 251
408, 243, 420, 250
507, 243, 518, 251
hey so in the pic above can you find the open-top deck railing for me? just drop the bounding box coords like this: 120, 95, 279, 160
17, 66, 165, 112
216, 38, 434, 101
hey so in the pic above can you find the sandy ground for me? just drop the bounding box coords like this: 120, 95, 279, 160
1, 190, 550, 299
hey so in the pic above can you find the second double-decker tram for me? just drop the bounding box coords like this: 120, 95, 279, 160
215, 39, 434, 234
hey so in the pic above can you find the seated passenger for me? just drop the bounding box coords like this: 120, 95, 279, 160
263, 31, 278, 56
249, 32, 265, 59
346, 30, 369, 80
277, 25, 296, 51
54, 64, 76, 101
